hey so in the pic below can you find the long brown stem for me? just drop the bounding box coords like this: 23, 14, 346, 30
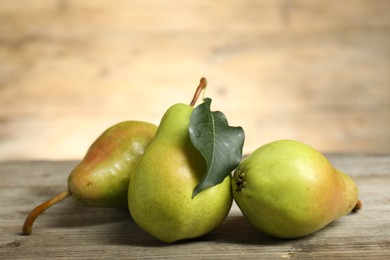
190, 77, 207, 106
22, 190, 71, 235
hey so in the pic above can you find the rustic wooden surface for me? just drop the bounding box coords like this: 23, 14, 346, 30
0, 0, 389, 161
0, 154, 389, 259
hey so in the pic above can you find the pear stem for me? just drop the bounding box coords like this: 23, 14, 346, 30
189, 77, 207, 106
352, 199, 363, 213
22, 190, 71, 235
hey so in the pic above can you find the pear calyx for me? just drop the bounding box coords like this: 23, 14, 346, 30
352, 200, 363, 212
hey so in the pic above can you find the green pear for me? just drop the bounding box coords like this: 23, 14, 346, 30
23, 121, 157, 235
232, 139, 361, 239
128, 103, 233, 243
68, 121, 157, 208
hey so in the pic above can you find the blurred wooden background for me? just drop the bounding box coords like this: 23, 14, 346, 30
0, 0, 389, 160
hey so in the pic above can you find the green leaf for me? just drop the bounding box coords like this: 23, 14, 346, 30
189, 98, 245, 198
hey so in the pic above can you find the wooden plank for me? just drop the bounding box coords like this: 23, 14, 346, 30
0, 0, 389, 160
0, 155, 389, 258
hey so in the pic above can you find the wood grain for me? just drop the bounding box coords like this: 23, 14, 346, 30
0, 0, 389, 160
0, 154, 389, 258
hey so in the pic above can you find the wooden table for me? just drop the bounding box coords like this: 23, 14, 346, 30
1, 154, 389, 259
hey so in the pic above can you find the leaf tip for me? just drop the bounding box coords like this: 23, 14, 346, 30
191, 187, 200, 199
